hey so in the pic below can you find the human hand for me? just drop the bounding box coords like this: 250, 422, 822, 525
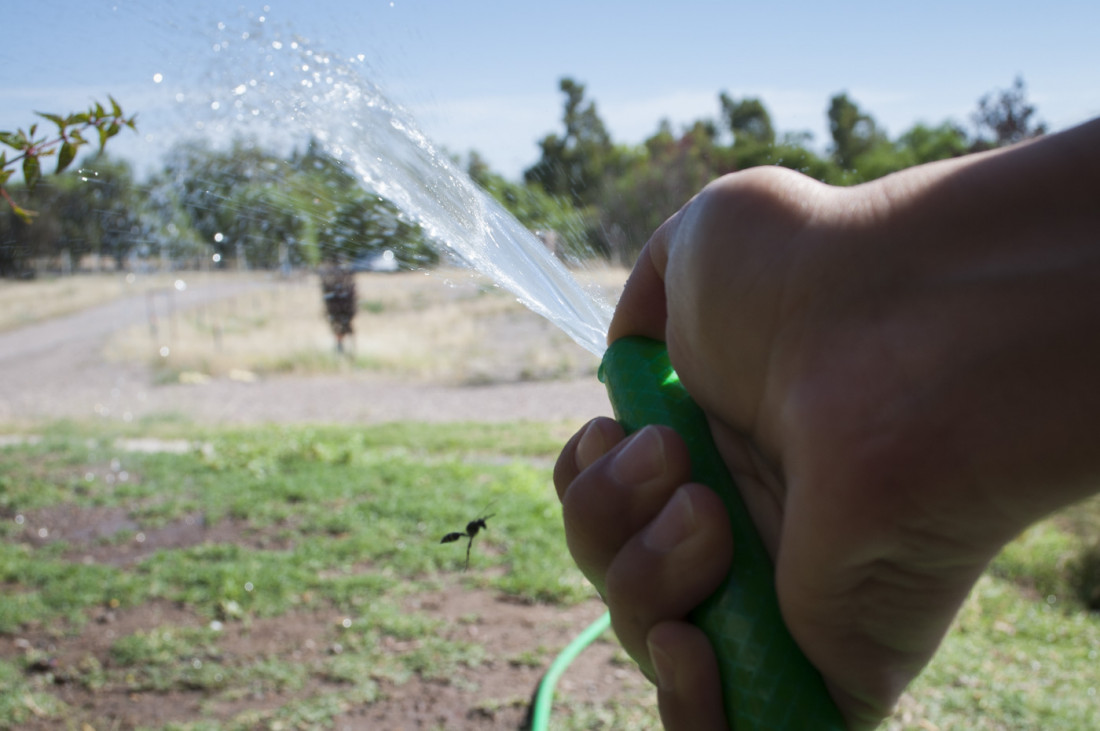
555, 118, 1100, 730
554, 417, 732, 729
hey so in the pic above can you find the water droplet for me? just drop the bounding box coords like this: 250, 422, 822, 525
159, 346, 170, 358
244, 582, 254, 592
14, 515, 24, 525
153, 73, 163, 84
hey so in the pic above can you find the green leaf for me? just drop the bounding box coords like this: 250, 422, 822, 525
0, 131, 19, 149
109, 95, 123, 118
57, 141, 76, 173
23, 154, 41, 190
37, 112, 66, 131
11, 201, 36, 223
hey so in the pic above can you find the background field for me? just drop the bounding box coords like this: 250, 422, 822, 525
1, 272, 1098, 730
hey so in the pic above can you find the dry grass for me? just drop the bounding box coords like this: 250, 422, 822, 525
0, 272, 163, 332
0, 271, 271, 333
101, 267, 623, 385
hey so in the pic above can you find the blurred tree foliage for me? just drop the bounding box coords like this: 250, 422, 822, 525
1, 78, 1052, 277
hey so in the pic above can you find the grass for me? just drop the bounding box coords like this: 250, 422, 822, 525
2, 419, 1099, 729
0, 271, 248, 333
0, 420, 614, 729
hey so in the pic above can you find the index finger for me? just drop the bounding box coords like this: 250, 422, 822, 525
607, 208, 683, 345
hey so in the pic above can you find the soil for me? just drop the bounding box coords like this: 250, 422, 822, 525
0, 278, 655, 730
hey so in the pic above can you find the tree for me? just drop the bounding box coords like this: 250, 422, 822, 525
827, 93, 885, 170
524, 78, 618, 207
971, 76, 1046, 149
0, 153, 145, 275
469, 156, 593, 263
599, 120, 732, 264
897, 121, 970, 164
720, 93, 776, 148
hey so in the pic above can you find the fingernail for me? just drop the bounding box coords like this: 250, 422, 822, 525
611, 426, 666, 485
648, 635, 675, 691
644, 488, 695, 554
575, 420, 608, 472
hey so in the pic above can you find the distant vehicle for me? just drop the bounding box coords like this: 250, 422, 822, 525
351, 249, 400, 272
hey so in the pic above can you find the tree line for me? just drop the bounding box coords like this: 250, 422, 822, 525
0, 77, 1044, 277
504, 75, 1045, 263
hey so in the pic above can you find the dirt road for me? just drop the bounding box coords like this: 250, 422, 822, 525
0, 279, 612, 427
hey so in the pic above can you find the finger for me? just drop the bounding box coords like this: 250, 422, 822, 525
559, 425, 693, 588
607, 208, 683, 344
604, 483, 733, 671
553, 417, 624, 503
647, 621, 728, 731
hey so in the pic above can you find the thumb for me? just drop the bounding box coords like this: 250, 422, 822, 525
607, 209, 683, 344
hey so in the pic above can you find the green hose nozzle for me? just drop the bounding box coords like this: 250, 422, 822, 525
600, 336, 846, 730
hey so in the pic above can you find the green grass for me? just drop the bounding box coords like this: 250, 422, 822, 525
1, 420, 1099, 730
0, 420, 601, 729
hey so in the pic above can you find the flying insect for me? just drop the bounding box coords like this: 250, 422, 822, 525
441, 507, 495, 571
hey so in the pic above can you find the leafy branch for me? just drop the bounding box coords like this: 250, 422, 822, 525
0, 96, 137, 222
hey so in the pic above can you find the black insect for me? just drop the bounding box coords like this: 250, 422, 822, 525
441, 507, 495, 571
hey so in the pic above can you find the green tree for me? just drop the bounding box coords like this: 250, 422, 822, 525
897, 121, 970, 164
720, 93, 776, 147
524, 78, 618, 207
0, 154, 144, 274
469, 155, 593, 262
828, 92, 885, 170
599, 120, 732, 264
971, 76, 1046, 149
162, 139, 308, 269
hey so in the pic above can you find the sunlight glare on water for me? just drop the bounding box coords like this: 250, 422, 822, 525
194, 16, 613, 356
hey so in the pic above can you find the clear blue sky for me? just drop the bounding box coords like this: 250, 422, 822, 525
3, 0, 1099, 180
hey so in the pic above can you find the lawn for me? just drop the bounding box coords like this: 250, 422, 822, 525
1, 420, 1097, 730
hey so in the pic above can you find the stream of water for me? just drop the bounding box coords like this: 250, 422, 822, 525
189, 16, 614, 356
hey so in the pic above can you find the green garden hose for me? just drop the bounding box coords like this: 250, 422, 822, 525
530, 610, 612, 730
599, 336, 846, 730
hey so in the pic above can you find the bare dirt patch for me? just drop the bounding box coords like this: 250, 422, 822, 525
6, 585, 651, 731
